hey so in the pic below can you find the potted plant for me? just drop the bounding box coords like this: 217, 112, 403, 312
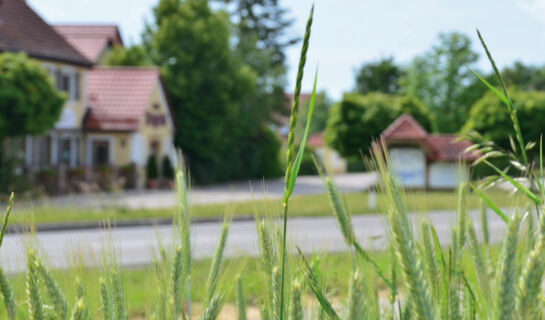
161, 156, 175, 189
119, 163, 137, 189
146, 154, 159, 189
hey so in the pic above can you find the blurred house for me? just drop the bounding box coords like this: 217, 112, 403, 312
380, 114, 477, 189
273, 93, 347, 174
307, 133, 347, 174
0, 0, 175, 191
272, 93, 311, 137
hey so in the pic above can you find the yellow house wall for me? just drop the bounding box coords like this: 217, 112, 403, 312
38, 59, 87, 130
138, 83, 175, 160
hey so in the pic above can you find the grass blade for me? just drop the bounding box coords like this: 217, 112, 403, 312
283, 69, 318, 203
475, 29, 528, 166
0, 266, 16, 320
297, 247, 340, 320
0, 192, 14, 249
470, 183, 508, 223
483, 160, 540, 205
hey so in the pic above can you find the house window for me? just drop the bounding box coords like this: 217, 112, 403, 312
55, 69, 80, 101
56, 71, 70, 92
58, 137, 78, 166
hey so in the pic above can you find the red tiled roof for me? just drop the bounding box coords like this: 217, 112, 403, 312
84, 67, 162, 131
380, 114, 478, 162
381, 114, 428, 140
308, 133, 324, 148
54, 25, 123, 63
0, 0, 91, 66
427, 135, 478, 161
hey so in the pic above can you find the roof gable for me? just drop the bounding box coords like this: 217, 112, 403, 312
54, 25, 123, 63
381, 114, 477, 162
381, 114, 428, 140
84, 67, 164, 131
0, 0, 91, 66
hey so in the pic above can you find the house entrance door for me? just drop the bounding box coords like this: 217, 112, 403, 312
92, 140, 110, 166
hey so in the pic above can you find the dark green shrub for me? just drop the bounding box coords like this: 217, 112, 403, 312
346, 156, 366, 173
146, 154, 159, 180
162, 156, 175, 179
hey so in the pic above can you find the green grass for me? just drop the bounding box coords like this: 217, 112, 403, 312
2, 252, 390, 319
7, 189, 521, 225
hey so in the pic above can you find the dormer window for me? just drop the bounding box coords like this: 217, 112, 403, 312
55, 68, 80, 101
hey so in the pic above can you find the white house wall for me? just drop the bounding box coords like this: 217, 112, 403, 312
389, 147, 426, 188
429, 162, 466, 189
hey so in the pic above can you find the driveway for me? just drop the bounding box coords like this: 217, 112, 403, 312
19, 172, 376, 210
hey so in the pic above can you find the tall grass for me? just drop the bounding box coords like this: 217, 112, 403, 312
2, 8, 545, 320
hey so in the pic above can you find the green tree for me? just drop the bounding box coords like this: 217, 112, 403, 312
295, 91, 332, 137
355, 57, 403, 94
0, 53, 65, 191
324, 93, 434, 158
105, 45, 150, 66
142, 0, 258, 183
463, 89, 545, 156
401, 32, 479, 133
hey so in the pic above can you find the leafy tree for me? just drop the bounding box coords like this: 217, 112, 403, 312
0, 53, 65, 192
220, 0, 297, 178
141, 0, 258, 183
105, 45, 150, 66
324, 93, 434, 158
222, 0, 298, 67
501, 61, 545, 91
108, 0, 292, 183
400, 32, 479, 133
463, 89, 545, 156
295, 91, 332, 137
355, 57, 403, 94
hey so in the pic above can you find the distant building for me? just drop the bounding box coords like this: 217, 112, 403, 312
307, 133, 347, 174
0, 0, 175, 191
380, 114, 477, 189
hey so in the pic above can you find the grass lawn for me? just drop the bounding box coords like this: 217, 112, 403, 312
3, 251, 391, 319
3, 246, 501, 319
6, 188, 524, 225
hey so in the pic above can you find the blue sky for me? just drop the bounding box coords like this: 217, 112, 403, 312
29, 0, 545, 99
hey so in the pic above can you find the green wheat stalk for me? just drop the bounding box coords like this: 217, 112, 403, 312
516, 209, 545, 318
26, 250, 44, 320
35, 257, 68, 320
347, 269, 365, 320
206, 218, 230, 303
496, 213, 522, 320
236, 276, 247, 320
279, 5, 314, 320
289, 278, 303, 320
0, 192, 13, 249
100, 278, 114, 320
0, 266, 15, 320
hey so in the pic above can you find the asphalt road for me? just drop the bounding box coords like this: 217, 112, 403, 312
0, 208, 508, 274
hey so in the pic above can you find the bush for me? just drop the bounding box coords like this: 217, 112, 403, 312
146, 154, 159, 180
162, 156, 175, 179
297, 146, 317, 176
324, 93, 435, 158
346, 156, 366, 173
463, 89, 545, 158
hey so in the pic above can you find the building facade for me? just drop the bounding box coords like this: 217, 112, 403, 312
380, 114, 477, 189
0, 0, 176, 191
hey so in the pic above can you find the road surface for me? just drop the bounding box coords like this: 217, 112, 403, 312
0, 208, 508, 274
